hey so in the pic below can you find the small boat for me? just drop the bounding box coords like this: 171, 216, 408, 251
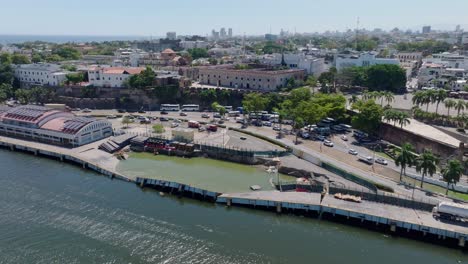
266, 166, 277, 173
250, 185, 262, 191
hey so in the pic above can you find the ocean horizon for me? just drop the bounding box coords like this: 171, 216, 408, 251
0, 34, 164, 44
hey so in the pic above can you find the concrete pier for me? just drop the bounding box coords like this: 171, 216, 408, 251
217, 191, 468, 248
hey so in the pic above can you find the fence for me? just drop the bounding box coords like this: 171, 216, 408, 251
321, 162, 380, 193
278, 181, 436, 212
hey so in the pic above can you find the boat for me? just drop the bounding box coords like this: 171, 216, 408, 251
250, 185, 262, 191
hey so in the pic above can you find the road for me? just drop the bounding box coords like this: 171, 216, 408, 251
78, 109, 458, 202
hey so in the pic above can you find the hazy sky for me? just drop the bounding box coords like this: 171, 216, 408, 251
1, 0, 468, 36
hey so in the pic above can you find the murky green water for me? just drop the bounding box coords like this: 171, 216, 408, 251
0, 150, 466, 264
117, 152, 296, 193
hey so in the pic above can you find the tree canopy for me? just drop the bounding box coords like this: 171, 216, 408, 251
351, 99, 383, 135
188, 48, 209, 59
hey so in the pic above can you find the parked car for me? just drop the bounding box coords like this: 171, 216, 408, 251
273, 125, 281, 131
117, 109, 126, 113
240, 136, 247, 140
179, 112, 187, 116
263, 121, 272, 127
207, 124, 218, 132
106, 115, 117, 119
213, 113, 221, 118
348, 149, 358, 155
300, 131, 310, 139
315, 135, 326, 141
160, 117, 169, 122
171, 122, 179, 128
138, 110, 146, 113
323, 140, 334, 147
375, 158, 388, 165
160, 111, 168, 115
341, 135, 348, 141
82, 108, 91, 113
201, 113, 210, 118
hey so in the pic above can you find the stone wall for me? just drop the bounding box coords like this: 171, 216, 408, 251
379, 123, 459, 160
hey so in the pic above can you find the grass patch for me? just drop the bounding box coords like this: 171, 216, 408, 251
152, 124, 165, 134
402, 176, 468, 201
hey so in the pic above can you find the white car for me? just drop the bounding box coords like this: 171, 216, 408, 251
323, 140, 334, 147
170, 122, 179, 128
348, 149, 358, 155
375, 158, 388, 165
341, 135, 348, 141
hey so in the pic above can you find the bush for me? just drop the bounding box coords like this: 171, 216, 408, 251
153, 124, 165, 134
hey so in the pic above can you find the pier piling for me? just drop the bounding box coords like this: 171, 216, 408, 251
276, 203, 282, 214
459, 237, 465, 247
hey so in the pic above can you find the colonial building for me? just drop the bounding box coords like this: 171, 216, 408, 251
259, 53, 326, 76
334, 52, 400, 72
87, 66, 145, 88
0, 105, 112, 147
197, 65, 305, 91
13, 63, 68, 87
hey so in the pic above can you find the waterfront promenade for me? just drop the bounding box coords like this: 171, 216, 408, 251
1, 133, 467, 248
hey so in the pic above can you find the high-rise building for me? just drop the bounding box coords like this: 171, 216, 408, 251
456, 25, 462, 32
220, 28, 226, 39
422, 26, 431, 34
228, 28, 233, 38
166, 32, 177, 40
212, 30, 220, 40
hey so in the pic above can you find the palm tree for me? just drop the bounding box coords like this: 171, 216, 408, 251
455, 99, 466, 117
383, 109, 396, 124
412, 90, 429, 110
397, 112, 411, 128
384, 91, 395, 106
441, 159, 464, 195
415, 150, 439, 188
348, 95, 358, 106
395, 143, 416, 182
426, 89, 437, 112
444, 98, 456, 117
434, 89, 448, 115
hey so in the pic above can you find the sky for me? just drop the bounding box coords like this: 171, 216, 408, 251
1, 0, 468, 36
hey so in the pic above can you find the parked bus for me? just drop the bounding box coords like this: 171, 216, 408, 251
181, 104, 200, 112
160, 104, 180, 111
223, 106, 233, 111
228, 111, 241, 117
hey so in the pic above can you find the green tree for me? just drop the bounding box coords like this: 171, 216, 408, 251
199, 89, 217, 106
366, 64, 406, 93
187, 48, 209, 59
0, 89, 7, 103
348, 95, 358, 106
433, 89, 448, 115
415, 150, 438, 188
65, 72, 85, 85
441, 159, 464, 195
15, 89, 32, 104
395, 143, 416, 182
288, 87, 311, 105
121, 116, 133, 129
351, 100, 383, 135
444, 98, 456, 117
455, 99, 466, 117
383, 91, 395, 106
127, 66, 155, 88
53, 46, 81, 60
397, 111, 411, 128
0, 63, 14, 85
30, 87, 52, 104
242, 92, 269, 115
11, 54, 30, 64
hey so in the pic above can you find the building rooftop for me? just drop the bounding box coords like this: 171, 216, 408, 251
41, 116, 94, 134
0, 105, 60, 124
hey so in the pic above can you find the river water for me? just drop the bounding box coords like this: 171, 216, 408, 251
0, 150, 466, 264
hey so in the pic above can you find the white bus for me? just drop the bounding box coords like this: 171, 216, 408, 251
223, 106, 233, 111
228, 111, 241, 117
181, 104, 200, 112
160, 104, 180, 111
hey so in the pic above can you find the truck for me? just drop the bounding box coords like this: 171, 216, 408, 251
433, 202, 468, 221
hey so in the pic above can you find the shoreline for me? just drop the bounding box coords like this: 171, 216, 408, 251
1, 136, 467, 250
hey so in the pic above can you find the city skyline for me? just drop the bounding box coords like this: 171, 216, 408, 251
1, 0, 468, 36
